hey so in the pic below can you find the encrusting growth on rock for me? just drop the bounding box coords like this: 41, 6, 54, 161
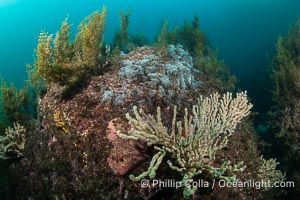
117, 91, 253, 198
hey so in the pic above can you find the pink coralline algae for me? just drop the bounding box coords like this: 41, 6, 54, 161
107, 119, 145, 175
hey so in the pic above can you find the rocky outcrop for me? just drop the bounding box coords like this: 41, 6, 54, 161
12, 45, 264, 199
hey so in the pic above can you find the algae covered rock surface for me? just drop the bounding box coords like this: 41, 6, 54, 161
8, 45, 270, 199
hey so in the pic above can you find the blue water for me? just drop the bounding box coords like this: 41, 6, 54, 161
1, 0, 300, 112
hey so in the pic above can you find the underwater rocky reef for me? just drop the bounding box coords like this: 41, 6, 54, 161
0, 6, 298, 200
